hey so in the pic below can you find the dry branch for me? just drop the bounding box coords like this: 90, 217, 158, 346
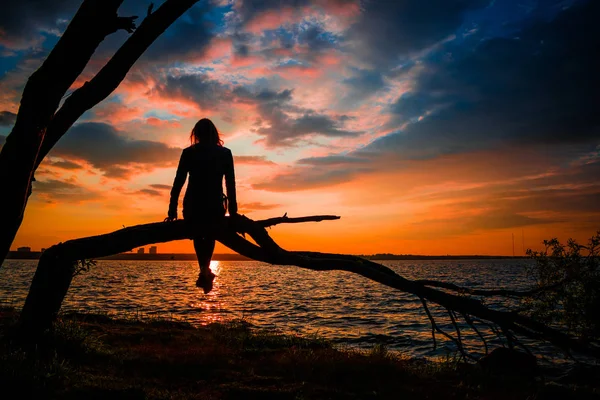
18, 214, 600, 361
35, 0, 201, 168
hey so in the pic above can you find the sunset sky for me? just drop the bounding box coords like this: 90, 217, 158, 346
1, 0, 598, 255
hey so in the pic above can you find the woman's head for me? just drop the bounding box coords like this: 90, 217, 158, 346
190, 118, 223, 146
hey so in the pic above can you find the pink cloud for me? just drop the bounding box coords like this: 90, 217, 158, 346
146, 117, 182, 129
244, 8, 300, 33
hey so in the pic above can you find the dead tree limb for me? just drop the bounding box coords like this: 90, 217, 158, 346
18, 215, 600, 361
258, 214, 340, 227
35, 0, 201, 169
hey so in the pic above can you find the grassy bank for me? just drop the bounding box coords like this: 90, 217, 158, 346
0, 308, 597, 399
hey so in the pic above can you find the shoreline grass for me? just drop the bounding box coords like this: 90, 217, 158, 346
1, 307, 598, 399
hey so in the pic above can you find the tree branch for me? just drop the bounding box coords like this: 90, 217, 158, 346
257, 214, 340, 228
17, 214, 600, 361
35, 0, 201, 169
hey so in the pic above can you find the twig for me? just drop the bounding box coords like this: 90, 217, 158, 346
463, 313, 488, 354
415, 279, 569, 298
256, 214, 340, 228
421, 298, 437, 350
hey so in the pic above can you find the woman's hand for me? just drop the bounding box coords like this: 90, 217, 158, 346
164, 209, 178, 222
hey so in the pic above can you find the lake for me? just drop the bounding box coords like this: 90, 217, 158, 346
2, 259, 565, 361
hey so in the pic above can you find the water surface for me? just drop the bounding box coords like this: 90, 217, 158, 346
2, 259, 558, 360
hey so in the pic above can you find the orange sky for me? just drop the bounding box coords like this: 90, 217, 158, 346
2, 0, 599, 256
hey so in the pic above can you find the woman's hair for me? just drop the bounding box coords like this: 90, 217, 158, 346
190, 118, 223, 146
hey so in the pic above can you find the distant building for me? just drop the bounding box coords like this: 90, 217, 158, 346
137, 248, 145, 254
17, 246, 31, 252
149, 246, 157, 254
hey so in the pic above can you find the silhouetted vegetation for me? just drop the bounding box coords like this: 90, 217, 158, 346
524, 232, 600, 345
2, 308, 598, 399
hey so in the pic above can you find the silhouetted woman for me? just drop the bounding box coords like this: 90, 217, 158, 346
166, 118, 237, 294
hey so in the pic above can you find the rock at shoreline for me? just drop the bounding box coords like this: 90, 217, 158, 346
478, 347, 538, 377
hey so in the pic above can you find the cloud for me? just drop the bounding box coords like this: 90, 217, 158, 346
297, 155, 369, 166
238, 201, 281, 213
234, 155, 276, 165
0, 111, 16, 126
347, 0, 486, 68
140, 4, 216, 62
341, 68, 386, 105
149, 184, 171, 190
136, 188, 164, 197
376, 1, 600, 160
238, 87, 362, 146
157, 79, 363, 147
32, 178, 99, 203
47, 160, 84, 170
157, 73, 231, 111
253, 165, 371, 192
0, 0, 81, 49
52, 122, 180, 178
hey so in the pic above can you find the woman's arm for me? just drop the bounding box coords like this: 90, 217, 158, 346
168, 150, 188, 219
225, 149, 238, 214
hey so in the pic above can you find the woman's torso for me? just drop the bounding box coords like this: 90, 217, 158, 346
182, 144, 229, 213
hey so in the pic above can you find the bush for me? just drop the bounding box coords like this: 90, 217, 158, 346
525, 232, 600, 342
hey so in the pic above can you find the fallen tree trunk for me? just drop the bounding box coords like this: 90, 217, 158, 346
19, 214, 600, 361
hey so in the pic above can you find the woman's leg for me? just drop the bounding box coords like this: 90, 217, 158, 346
193, 236, 215, 273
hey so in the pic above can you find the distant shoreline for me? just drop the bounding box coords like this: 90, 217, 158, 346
6, 251, 528, 261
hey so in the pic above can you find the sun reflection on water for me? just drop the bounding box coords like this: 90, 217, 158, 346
210, 260, 220, 275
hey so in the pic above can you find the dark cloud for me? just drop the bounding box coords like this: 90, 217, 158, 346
149, 184, 171, 190
0, 0, 80, 48
137, 188, 163, 197
33, 178, 99, 203
348, 0, 486, 68
140, 4, 215, 62
52, 122, 180, 177
297, 155, 370, 166
48, 160, 84, 170
297, 24, 337, 52
232, 87, 293, 103
255, 110, 361, 146
158, 73, 231, 110
467, 213, 556, 231
341, 68, 386, 105
371, 1, 600, 160
236, 87, 361, 146
0, 111, 17, 126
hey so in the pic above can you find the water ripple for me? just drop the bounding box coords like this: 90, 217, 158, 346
0, 259, 539, 358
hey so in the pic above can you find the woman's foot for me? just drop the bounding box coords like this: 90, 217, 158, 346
196, 270, 216, 294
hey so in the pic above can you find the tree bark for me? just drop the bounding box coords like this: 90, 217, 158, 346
18, 215, 600, 360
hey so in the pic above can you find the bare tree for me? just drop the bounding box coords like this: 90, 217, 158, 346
0, 0, 201, 266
